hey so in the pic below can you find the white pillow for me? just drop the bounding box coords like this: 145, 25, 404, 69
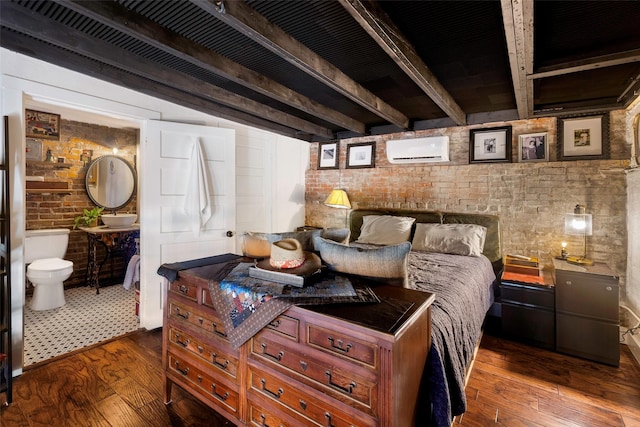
356, 215, 416, 245
412, 223, 487, 256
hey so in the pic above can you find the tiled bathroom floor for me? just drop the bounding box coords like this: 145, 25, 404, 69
24, 284, 140, 366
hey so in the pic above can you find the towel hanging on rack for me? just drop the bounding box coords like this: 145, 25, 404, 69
184, 138, 213, 236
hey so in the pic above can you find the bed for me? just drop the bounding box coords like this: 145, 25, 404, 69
345, 209, 503, 427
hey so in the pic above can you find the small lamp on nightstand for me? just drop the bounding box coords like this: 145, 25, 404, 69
324, 189, 351, 209
564, 204, 593, 266
324, 189, 351, 227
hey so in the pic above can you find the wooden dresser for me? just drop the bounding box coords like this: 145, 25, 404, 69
162, 258, 435, 426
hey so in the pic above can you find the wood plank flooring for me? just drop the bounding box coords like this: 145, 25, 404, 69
1, 329, 639, 426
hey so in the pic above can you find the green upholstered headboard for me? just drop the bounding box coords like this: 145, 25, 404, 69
348, 209, 503, 273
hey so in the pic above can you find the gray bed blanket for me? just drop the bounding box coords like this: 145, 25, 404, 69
407, 251, 496, 425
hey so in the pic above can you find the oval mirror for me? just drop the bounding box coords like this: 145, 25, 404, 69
85, 155, 137, 211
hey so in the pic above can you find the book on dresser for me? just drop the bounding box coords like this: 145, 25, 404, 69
161, 255, 435, 427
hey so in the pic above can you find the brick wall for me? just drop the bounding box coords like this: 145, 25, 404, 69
26, 120, 138, 288
306, 111, 630, 289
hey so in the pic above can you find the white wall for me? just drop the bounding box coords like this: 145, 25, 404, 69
0, 48, 309, 375
626, 99, 640, 322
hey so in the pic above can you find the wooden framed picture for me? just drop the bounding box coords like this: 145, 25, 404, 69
557, 113, 609, 160
25, 109, 60, 140
318, 141, 339, 169
469, 126, 512, 164
518, 132, 548, 162
346, 141, 375, 169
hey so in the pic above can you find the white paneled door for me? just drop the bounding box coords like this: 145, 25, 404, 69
139, 120, 236, 329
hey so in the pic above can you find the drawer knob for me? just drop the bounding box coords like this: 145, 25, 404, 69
325, 371, 356, 394
325, 412, 336, 427
175, 308, 190, 319
211, 352, 229, 370
565, 280, 572, 285
174, 361, 189, 376
212, 322, 227, 337
327, 336, 352, 353
210, 384, 229, 401
260, 378, 284, 399
178, 285, 189, 294
606, 286, 613, 291
174, 334, 190, 348
260, 343, 284, 362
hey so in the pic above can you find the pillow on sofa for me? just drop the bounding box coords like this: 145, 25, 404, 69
314, 237, 411, 287
412, 223, 487, 256
355, 215, 416, 245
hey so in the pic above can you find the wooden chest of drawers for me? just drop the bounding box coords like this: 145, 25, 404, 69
162, 258, 434, 426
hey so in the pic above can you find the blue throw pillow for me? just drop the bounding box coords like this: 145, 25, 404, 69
314, 237, 411, 287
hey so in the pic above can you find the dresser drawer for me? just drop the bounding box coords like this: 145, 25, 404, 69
501, 283, 554, 309
247, 399, 293, 427
168, 280, 198, 302
265, 314, 299, 341
250, 330, 377, 414
248, 366, 376, 427
307, 324, 377, 368
555, 272, 618, 321
168, 299, 230, 342
168, 352, 240, 416
168, 326, 239, 380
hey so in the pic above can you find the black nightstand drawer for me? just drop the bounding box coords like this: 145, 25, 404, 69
502, 303, 555, 350
555, 271, 618, 322
501, 283, 554, 309
556, 313, 620, 366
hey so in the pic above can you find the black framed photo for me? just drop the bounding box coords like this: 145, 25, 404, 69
346, 141, 375, 169
518, 132, 548, 162
557, 113, 609, 160
25, 109, 60, 140
469, 126, 512, 164
318, 141, 339, 169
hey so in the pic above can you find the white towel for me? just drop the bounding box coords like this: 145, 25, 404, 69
184, 138, 213, 236
123, 254, 140, 290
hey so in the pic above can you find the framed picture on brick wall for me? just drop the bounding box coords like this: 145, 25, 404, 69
318, 141, 339, 169
346, 141, 375, 169
558, 113, 609, 161
469, 126, 512, 164
518, 132, 548, 162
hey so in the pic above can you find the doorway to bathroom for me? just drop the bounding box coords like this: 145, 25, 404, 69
22, 98, 142, 367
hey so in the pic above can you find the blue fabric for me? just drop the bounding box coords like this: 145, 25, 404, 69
156, 253, 241, 282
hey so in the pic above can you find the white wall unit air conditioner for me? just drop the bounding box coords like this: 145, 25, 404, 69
386, 136, 449, 164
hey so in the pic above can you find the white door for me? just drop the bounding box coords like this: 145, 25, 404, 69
139, 120, 236, 329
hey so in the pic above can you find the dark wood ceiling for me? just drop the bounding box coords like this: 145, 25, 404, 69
2, 0, 639, 141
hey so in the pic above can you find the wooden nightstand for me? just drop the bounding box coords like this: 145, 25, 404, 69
553, 259, 620, 366
500, 270, 555, 350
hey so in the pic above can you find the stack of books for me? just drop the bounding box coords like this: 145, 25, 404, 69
504, 254, 541, 276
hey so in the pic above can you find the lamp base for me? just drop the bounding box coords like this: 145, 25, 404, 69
566, 256, 594, 266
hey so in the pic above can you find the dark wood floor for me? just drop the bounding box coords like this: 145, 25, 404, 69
1, 329, 639, 426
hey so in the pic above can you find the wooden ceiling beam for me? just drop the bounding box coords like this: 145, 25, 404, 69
1, 2, 332, 139
193, 0, 410, 129
57, 0, 365, 135
339, 0, 467, 126
0, 29, 302, 139
501, 0, 534, 118
530, 49, 640, 80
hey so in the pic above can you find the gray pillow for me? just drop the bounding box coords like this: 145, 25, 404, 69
412, 223, 487, 256
314, 237, 411, 287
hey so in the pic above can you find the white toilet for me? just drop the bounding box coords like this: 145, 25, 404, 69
25, 228, 74, 311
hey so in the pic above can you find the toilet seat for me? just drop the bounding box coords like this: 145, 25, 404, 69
27, 258, 73, 279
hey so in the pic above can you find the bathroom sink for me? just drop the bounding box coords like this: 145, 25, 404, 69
101, 213, 137, 228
